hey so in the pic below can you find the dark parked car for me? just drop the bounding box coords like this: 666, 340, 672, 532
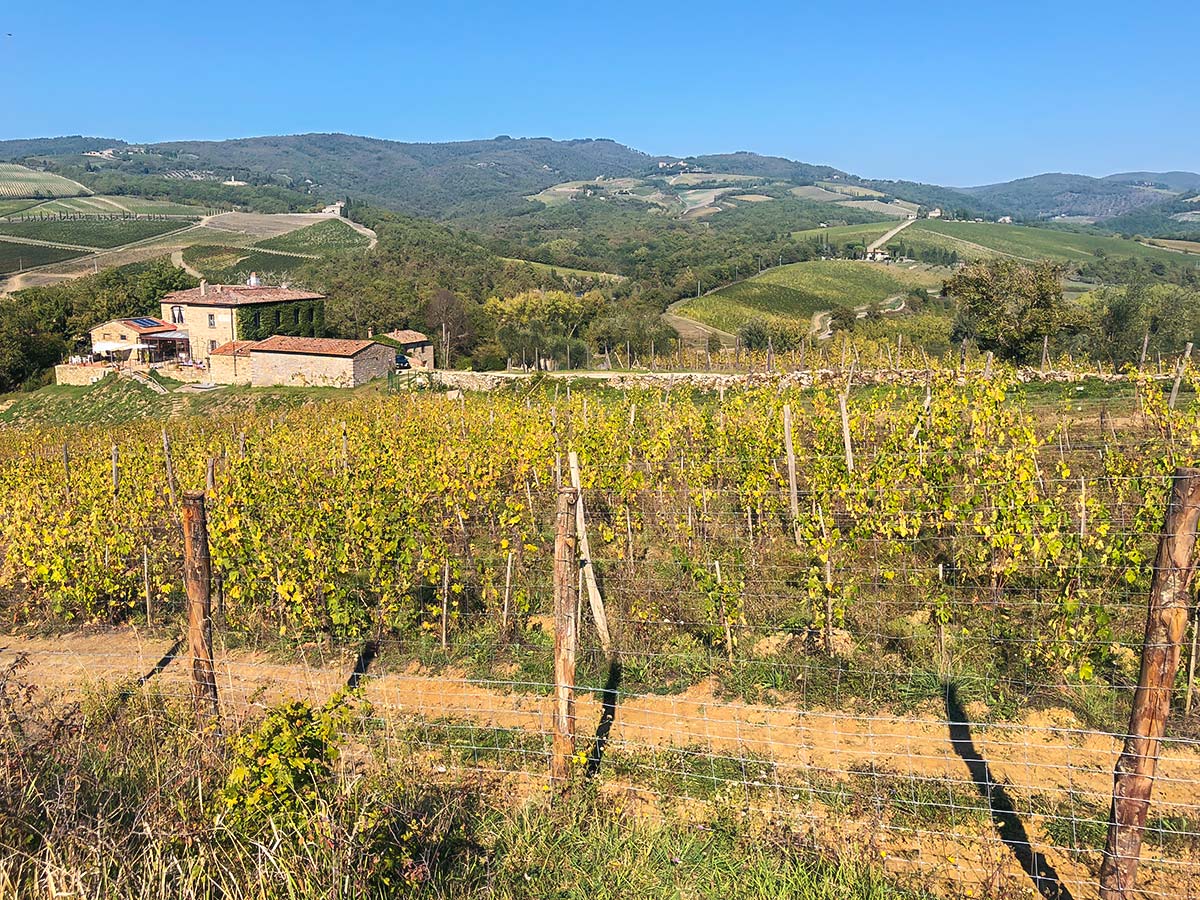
395, 354, 411, 370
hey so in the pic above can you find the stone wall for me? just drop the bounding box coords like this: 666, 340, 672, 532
54, 364, 115, 386
250, 351, 356, 388
207, 354, 252, 386
353, 344, 395, 384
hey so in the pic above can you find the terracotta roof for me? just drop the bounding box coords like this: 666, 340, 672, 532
386, 328, 430, 345
210, 340, 260, 357
251, 335, 379, 357
162, 285, 325, 307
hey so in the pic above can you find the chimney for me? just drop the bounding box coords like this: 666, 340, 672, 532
199, 279, 207, 297
247, 272, 261, 287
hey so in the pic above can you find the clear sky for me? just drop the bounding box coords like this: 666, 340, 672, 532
1, 0, 1196, 186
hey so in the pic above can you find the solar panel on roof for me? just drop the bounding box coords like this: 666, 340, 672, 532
129, 317, 162, 328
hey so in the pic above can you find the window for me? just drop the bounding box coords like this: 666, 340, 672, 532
102, 332, 111, 340
170, 306, 184, 324
119, 334, 127, 341
209, 340, 218, 353
207, 314, 216, 328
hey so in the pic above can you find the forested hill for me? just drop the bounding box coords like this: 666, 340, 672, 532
148, 134, 653, 218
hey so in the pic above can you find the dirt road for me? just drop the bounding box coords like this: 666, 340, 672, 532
2, 628, 1197, 898
866, 217, 917, 254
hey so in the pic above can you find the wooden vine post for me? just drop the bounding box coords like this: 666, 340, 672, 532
1099, 467, 1200, 899
783, 403, 800, 546
567, 451, 614, 660
550, 486, 580, 787
182, 492, 220, 729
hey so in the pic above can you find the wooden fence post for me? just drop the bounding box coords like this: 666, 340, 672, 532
550, 486, 579, 787
111, 444, 119, 495
182, 492, 220, 728
143, 546, 153, 625
62, 442, 71, 490
568, 452, 614, 660
783, 404, 800, 545
1099, 467, 1200, 899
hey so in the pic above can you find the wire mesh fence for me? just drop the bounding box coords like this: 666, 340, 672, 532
1, 375, 1198, 899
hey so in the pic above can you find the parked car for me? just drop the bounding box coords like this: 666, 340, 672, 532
395, 353, 411, 370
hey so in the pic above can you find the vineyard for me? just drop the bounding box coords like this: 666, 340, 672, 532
0, 217, 196, 249
1, 359, 1199, 898
0, 163, 89, 200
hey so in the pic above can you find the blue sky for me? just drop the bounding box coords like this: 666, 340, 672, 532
1, 0, 1196, 185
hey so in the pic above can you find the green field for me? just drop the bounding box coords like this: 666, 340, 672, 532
254, 218, 371, 253
182, 244, 310, 282
0, 218, 194, 249
902, 220, 1191, 265
0, 239, 86, 274
0, 199, 43, 217
792, 221, 895, 245
674, 259, 941, 332
14, 195, 208, 216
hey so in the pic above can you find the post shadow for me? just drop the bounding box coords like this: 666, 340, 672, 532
347, 640, 379, 689
586, 658, 622, 776
944, 682, 1074, 900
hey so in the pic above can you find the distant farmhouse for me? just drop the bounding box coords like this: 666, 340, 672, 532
56, 276, 412, 389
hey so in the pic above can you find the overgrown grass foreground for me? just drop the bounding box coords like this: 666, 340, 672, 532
0, 659, 927, 900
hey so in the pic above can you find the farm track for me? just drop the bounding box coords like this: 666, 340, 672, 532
4, 628, 1198, 899
866, 217, 916, 253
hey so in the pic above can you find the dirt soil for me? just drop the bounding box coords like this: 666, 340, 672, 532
3, 628, 1197, 900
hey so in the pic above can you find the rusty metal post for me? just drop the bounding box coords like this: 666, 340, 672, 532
550, 486, 579, 787
182, 491, 219, 728
1100, 467, 1200, 898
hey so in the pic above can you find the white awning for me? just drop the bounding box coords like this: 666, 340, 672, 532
92, 342, 129, 353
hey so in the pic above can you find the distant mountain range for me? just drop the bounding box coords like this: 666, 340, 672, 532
1, 133, 1195, 232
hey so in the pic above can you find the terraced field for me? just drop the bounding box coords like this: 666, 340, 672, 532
499, 257, 623, 281
254, 218, 371, 253
13, 195, 207, 216
835, 199, 912, 218
0, 218, 195, 249
0, 163, 89, 199
673, 259, 941, 333
0, 241, 86, 274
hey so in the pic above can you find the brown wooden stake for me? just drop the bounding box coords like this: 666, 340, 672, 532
182, 492, 219, 728
111, 444, 119, 495
1138, 330, 1150, 372
1099, 467, 1200, 899
161, 429, 176, 507
550, 486, 579, 787
62, 443, 71, 490
783, 404, 800, 546
206, 457, 216, 493
568, 452, 614, 660
983, 350, 993, 380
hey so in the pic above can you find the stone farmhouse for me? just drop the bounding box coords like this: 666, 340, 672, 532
210, 336, 395, 388
55, 275, 426, 389
161, 280, 325, 367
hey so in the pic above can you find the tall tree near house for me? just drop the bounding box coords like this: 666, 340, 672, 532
424, 289, 473, 368
946, 258, 1072, 364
